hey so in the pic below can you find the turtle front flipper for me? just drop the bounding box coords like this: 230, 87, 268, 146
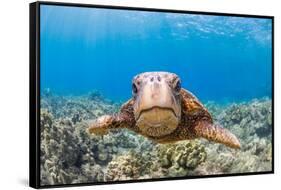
193, 121, 241, 149
88, 99, 135, 135
88, 115, 116, 135
179, 89, 240, 149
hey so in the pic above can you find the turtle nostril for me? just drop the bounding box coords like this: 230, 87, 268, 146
157, 76, 161, 81
150, 77, 154, 82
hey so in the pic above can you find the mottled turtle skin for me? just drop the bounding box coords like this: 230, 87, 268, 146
88, 72, 241, 149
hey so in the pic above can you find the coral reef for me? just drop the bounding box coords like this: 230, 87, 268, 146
195, 137, 272, 175
156, 141, 206, 177
104, 141, 207, 181
40, 110, 85, 185
105, 150, 162, 181
40, 109, 142, 185
40, 91, 154, 185
40, 90, 272, 185
196, 98, 273, 175
219, 99, 272, 139
41, 89, 120, 121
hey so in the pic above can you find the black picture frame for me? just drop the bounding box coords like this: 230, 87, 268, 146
29, 1, 274, 189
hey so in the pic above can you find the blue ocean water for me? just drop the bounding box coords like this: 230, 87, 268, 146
40, 5, 272, 103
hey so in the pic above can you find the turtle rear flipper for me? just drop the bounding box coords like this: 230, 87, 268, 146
193, 121, 241, 149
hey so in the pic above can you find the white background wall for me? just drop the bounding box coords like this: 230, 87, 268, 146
0, 0, 279, 189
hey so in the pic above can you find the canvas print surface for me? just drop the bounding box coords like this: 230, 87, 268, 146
39, 4, 273, 186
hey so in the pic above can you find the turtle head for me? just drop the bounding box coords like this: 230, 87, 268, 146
132, 72, 182, 137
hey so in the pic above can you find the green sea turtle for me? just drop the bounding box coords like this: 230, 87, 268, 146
88, 72, 240, 149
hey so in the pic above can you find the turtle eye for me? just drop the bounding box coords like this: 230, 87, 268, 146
132, 83, 138, 94
175, 80, 181, 92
